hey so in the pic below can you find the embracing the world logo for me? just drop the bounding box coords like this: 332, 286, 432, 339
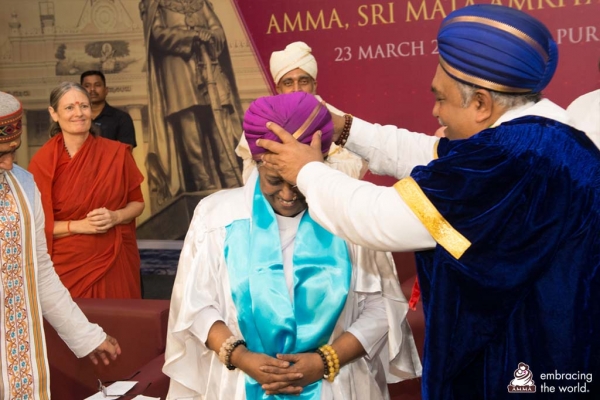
508, 362, 537, 393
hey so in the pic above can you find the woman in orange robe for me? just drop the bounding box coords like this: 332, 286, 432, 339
29, 82, 144, 298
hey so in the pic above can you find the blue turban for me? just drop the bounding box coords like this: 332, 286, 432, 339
437, 5, 558, 93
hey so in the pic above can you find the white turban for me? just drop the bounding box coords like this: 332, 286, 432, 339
270, 42, 318, 84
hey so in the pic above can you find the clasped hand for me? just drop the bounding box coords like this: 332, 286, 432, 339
234, 348, 324, 395
85, 207, 120, 233
195, 28, 212, 42
193, 28, 225, 54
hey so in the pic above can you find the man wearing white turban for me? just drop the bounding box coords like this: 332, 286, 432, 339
270, 41, 319, 94
236, 42, 367, 182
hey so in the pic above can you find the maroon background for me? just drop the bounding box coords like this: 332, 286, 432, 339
233, 0, 600, 195
234, 0, 599, 136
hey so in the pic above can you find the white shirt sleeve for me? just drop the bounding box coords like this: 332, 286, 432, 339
34, 186, 106, 358
346, 292, 388, 359
566, 90, 600, 149
190, 307, 223, 343
297, 162, 436, 252
344, 117, 439, 179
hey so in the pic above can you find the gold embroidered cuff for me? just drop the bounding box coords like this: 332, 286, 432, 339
394, 177, 471, 259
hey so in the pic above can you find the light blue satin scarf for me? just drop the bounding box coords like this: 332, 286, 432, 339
224, 179, 352, 400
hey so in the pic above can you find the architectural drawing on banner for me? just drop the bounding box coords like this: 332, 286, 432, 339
55, 40, 138, 75
0, 0, 271, 239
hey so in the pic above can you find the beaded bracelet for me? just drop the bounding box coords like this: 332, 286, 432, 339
334, 114, 353, 147
226, 339, 246, 370
315, 348, 329, 378
317, 344, 340, 382
218, 336, 247, 370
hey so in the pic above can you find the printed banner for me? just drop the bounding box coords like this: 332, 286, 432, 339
234, 0, 599, 135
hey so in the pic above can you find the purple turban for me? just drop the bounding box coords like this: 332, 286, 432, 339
438, 5, 558, 93
243, 92, 333, 160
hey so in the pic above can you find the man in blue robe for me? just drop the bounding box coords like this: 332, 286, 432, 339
257, 5, 600, 399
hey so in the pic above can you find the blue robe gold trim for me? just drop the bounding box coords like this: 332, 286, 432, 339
409, 116, 600, 399
394, 177, 470, 259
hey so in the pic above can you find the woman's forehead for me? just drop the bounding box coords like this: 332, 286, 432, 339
258, 162, 282, 178
60, 89, 88, 104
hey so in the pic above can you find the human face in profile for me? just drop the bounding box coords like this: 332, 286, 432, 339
277, 68, 317, 95
431, 65, 480, 140
258, 162, 307, 217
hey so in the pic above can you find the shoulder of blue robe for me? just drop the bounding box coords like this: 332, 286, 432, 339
416, 115, 600, 261
402, 116, 600, 398
9, 164, 36, 213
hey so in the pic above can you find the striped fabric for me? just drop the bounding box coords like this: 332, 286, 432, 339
0, 172, 50, 400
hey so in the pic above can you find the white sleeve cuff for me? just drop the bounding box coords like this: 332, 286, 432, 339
189, 307, 224, 343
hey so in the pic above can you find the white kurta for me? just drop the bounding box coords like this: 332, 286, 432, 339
0, 168, 105, 400
566, 89, 600, 149
163, 170, 421, 400
297, 99, 574, 252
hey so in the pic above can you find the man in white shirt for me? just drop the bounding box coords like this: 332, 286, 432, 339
258, 5, 600, 400
0, 91, 121, 399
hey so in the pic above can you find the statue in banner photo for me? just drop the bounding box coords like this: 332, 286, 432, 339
140, 0, 244, 212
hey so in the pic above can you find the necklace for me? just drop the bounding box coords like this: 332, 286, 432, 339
64, 141, 72, 158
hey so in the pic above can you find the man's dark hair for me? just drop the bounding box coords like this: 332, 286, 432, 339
80, 70, 106, 85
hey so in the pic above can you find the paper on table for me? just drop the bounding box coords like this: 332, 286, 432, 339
83, 381, 138, 399
83, 391, 119, 400
105, 381, 138, 396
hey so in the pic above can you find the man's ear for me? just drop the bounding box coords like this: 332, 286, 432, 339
473, 89, 494, 124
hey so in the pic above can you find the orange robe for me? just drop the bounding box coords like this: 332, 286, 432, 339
29, 133, 144, 298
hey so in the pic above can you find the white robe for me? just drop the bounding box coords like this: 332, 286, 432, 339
163, 170, 421, 400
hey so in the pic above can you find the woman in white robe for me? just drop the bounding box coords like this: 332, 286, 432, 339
163, 92, 421, 400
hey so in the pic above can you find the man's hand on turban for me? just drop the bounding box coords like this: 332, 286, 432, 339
258, 122, 324, 185
88, 334, 121, 366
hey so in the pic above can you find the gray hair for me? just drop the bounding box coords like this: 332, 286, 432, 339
48, 81, 100, 137
456, 81, 542, 109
